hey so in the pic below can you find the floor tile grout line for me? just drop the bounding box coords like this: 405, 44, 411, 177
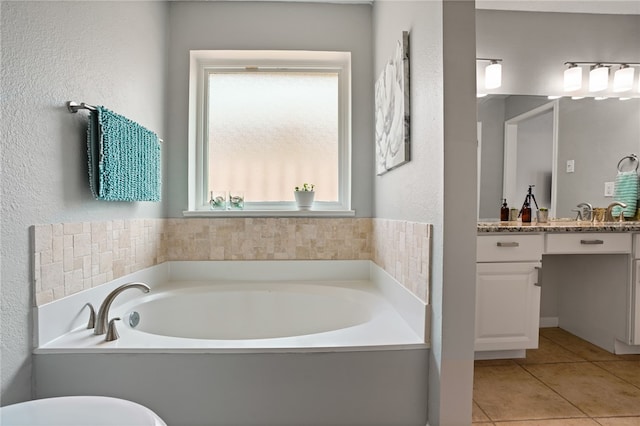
490, 415, 604, 423
517, 361, 592, 419
591, 360, 640, 391
472, 398, 493, 423
534, 332, 594, 363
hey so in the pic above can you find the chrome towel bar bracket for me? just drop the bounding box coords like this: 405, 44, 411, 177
67, 101, 97, 113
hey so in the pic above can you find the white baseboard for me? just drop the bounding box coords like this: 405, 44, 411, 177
539, 317, 559, 328
474, 349, 526, 360
614, 339, 640, 355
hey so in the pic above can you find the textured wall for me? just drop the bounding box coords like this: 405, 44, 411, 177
373, 1, 477, 424
1, 1, 168, 405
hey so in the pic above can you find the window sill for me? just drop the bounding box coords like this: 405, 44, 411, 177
182, 209, 356, 218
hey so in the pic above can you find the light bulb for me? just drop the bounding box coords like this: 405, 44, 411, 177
613, 65, 634, 92
563, 64, 582, 92
589, 64, 609, 92
485, 61, 502, 90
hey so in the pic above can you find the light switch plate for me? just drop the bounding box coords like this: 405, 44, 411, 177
566, 160, 575, 173
604, 181, 615, 197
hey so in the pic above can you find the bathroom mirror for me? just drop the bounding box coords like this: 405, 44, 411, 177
478, 95, 640, 220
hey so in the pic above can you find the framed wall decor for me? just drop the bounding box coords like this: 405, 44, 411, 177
375, 31, 411, 175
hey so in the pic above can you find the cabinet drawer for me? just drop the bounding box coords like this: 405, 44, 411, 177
477, 235, 544, 262
546, 233, 631, 254
634, 234, 640, 259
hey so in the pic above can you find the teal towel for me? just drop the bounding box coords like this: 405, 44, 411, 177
612, 170, 638, 218
87, 106, 161, 202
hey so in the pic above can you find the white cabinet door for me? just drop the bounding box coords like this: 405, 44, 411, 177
475, 262, 541, 351
634, 260, 640, 345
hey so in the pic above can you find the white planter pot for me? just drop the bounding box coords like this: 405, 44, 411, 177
294, 191, 315, 210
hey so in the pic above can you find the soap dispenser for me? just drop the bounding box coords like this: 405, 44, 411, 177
500, 199, 509, 221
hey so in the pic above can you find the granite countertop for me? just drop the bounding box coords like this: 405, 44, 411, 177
478, 220, 640, 233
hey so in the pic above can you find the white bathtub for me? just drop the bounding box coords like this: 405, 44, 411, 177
34, 261, 429, 425
131, 282, 372, 340
36, 260, 427, 352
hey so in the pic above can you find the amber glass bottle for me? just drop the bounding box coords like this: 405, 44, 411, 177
500, 199, 509, 221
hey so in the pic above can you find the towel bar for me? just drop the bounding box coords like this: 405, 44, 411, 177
67, 101, 163, 143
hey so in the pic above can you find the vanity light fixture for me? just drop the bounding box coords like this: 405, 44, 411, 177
477, 58, 502, 90
485, 60, 502, 89
589, 64, 609, 92
563, 61, 640, 96
563, 63, 582, 92
613, 65, 635, 92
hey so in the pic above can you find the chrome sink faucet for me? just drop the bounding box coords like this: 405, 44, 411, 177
605, 201, 627, 222
573, 202, 594, 222
94, 282, 150, 335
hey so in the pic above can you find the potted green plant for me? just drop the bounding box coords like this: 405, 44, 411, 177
537, 207, 549, 223
294, 183, 315, 210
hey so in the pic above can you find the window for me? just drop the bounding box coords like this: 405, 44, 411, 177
187, 50, 352, 215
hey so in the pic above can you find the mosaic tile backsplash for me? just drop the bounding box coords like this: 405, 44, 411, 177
33, 218, 431, 306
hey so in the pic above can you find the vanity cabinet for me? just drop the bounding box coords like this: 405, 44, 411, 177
477, 225, 640, 357
633, 235, 640, 345
475, 235, 543, 354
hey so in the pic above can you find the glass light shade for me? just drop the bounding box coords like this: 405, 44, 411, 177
484, 62, 502, 89
563, 65, 582, 92
613, 66, 635, 92
589, 65, 609, 92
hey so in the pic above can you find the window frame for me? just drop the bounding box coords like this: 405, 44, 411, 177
186, 50, 353, 216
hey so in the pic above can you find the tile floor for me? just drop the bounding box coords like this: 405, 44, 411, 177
473, 327, 640, 425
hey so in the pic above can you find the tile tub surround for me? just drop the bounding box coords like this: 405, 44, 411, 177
33, 217, 431, 305
33, 220, 168, 306
372, 219, 431, 303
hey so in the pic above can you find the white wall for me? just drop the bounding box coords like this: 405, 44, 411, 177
165, 1, 374, 218
556, 98, 640, 217
476, 10, 640, 98
373, 1, 477, 424
477, 96, 506, 219
0, 1, 168, 405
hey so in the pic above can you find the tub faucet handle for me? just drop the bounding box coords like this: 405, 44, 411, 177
85, 303, 96, 329
105, 317, 121, 342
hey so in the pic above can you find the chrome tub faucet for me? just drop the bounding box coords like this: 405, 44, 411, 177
94, 282, 150, 335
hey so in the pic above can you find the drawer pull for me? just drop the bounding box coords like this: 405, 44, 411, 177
534, 266, 541, 286
496, 242, 519, 247
580, 239, 604, 245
